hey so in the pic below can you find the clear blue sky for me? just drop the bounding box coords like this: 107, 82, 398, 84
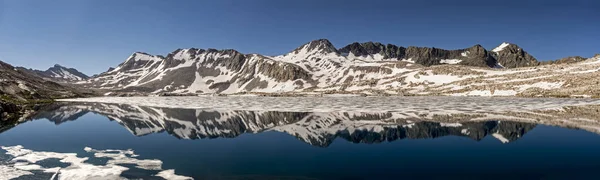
0, 0, 598, 75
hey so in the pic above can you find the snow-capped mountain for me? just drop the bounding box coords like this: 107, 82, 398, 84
34, 102, 545, 147
78, 39, 600, 97
45, 64, 89, 81
17, 64, 89, 82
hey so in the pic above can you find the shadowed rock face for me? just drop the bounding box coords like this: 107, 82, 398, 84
30, 102, 542, 147
339, 43, 497, 67
339, 42, 403, 59
493, 44, 539, 68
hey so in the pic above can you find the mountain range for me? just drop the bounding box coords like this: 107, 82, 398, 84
70, 39, 599, 97
16, 64, 89, 82
2, 39, 600, 100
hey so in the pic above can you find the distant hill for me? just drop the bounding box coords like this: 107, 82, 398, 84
16, 64, 89, 82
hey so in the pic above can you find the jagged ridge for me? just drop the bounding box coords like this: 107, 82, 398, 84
78, 39, 600, 97
16, 64, 89, 82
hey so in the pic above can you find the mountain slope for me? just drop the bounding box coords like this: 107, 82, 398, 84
17, 64, 89, 82
79, 39, 600, 97
0, 61, 87, 121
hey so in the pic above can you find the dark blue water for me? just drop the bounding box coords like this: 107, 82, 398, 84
2, 103, 600, 180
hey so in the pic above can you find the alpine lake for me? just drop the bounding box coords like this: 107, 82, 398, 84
2, 96, 600, 180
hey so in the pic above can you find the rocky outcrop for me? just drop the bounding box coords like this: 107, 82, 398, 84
0, 101, 21, 121
339, 42, 403, 59
339, 42, 496, 67
491, 43, 539, 68
541, 56, 587, 65
339, 41, 543, 68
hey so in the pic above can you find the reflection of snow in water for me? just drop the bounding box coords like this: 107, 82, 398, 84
0, 145, 192, 180
59, 96, 600, 113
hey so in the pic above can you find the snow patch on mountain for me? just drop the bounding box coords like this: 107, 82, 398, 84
493, 42, 511, 53
461, 51, 469, 57
440, 59, 462, 64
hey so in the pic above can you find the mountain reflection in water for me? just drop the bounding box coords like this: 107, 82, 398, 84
3, 101, 600, 180
28, 102, 553, 147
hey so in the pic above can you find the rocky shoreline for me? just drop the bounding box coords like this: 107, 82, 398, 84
0, 100, 48, 122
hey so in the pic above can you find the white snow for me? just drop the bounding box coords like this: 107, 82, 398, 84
0, 165, 33, 180
17, 82, 32, 92
461, 129, 470, 135
440, 123, 462, 127
401, 58, 415, 63
492, 42, 510, 53
492, 133, 510, 143
461, 51, 469, 57
494, 62, 504, 68
156, 170, 193, 180
440, 59, 463, 64
464, 90, 518, 96
404, 71, 465, 85
518, 82, 563, 91
0, 145, 192, 180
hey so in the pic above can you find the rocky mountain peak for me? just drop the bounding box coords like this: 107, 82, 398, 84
465, 44, 487, 53
470, 44, 484, 48
119, 52, 164, 67
492, 42, 538, 68
291, 39, 339, 55
48, 64, 67, 72
44, 64, 89, 81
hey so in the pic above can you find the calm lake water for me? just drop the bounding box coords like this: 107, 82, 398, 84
2, 97, 600, 179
